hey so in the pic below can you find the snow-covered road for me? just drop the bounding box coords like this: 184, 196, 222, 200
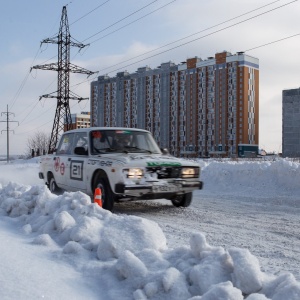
114, 191, 300, 280
1, 157, 300, 299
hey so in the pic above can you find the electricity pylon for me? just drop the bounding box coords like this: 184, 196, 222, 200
1, 105, 19, 163
31, 6, 96, 153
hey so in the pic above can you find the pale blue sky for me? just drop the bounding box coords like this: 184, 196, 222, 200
1, 0, 300, 154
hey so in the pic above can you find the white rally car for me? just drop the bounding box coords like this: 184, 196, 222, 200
39, 127, 203, 211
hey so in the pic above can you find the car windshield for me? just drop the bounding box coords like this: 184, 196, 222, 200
90, 130, 162, 155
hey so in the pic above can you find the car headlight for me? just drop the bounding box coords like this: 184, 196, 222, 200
125, 168, 144, 179
181, 167, 199, 178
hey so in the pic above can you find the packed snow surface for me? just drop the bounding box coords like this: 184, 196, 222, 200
0, 157, 299, 299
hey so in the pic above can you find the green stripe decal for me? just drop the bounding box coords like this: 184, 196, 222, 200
147, 162, 182, 167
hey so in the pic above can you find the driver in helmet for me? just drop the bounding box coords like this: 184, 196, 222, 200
113, 134, 131, 149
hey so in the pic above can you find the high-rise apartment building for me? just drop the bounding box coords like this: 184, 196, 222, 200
282, 88, 300, 157
90, 51, 259, 157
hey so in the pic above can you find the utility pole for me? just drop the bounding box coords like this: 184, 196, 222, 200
31, 6, 96, 153
1, 105, 19, 163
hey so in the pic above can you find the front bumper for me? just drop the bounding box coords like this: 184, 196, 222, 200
115, 180, 203, 197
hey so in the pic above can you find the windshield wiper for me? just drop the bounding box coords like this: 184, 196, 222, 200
93, 147, 115, 153
94, 146, 154, 154
124, 146, 152, 153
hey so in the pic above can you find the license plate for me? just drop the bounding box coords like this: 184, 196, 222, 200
152, 185, 177, 193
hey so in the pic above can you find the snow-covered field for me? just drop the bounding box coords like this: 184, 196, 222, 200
0, 157, 299, 299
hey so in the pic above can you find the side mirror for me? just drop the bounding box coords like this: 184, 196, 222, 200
74, 146, 87, 156
161, 148, 170, 155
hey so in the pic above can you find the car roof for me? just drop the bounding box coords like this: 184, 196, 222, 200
62, 127, 150, 134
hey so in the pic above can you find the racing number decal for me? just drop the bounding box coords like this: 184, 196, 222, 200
70, 161, 84, 181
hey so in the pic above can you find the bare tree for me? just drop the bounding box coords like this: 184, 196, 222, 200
26, 131, 50, 158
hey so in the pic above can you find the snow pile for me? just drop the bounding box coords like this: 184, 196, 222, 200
199, 159, 300, 198
0, 157, 42, 187
0, 180, 299, 299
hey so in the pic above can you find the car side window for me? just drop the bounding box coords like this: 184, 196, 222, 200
91, 130, 114, 154
135, 134, 148, 149
56, 133, 74, 155
74, 132, 88, 154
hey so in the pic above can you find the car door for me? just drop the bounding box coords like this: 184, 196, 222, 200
54, 132, 75, 189
67, 132, 89, 192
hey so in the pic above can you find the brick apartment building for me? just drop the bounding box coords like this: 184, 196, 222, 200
90, 51, 259, 157
64, 111, 91, 131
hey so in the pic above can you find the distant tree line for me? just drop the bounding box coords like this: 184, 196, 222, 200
26, 131, 50, 158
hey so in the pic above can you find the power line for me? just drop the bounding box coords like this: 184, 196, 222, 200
70, 0, 112, 26
68, 30, 300, 92
97, 0, 283, 73
14, 119, 53, 136
8, 1, 159, 120
45, 0, 159, 52
7, 1, 111, 115
8, 5, 65, 112
100, 0, 299, 75
243, 33, 300, 51
86, 0, 176, 45
82, 0, 159, 42
15, 33, 300, 136
19, 102, 41, 125
21, 103, 57, 126
11, 0, 298, 131
22, 31, 300, 133
9, 46, 42, 110
17, 77, 57, 121
14, 2, 168, 128
14, 102, 79, 136
44, 1, 113, 44
60, 0, 284, 80
26, 0, 287, 77
65, 0, 300, 90
50, 0, 166, 62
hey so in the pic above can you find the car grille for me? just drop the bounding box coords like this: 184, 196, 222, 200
146, 166, 181, 179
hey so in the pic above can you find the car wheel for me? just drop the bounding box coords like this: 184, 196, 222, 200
171, 192, 192, 207
49, 176, 61, 195
93, 174, 115, 212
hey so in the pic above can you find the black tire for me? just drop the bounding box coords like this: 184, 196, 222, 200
93, 173, 115, 212
171, 192, 193, 207
49, 176, 62, 195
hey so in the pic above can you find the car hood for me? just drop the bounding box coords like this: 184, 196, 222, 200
93, 153, 199, 168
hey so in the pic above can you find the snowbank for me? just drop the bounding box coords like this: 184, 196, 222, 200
0, 172, 299, 299
199, 159, 300, 199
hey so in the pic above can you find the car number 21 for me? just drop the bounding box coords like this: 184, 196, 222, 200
70, 161, 84, 181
